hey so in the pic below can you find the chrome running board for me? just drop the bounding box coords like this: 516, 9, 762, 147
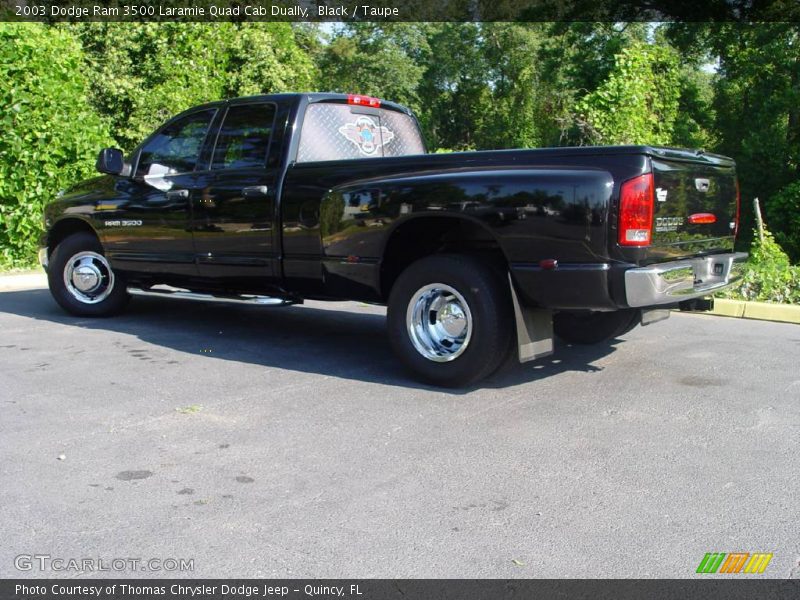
127, 285, 295, 306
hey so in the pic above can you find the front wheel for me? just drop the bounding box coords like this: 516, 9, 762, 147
387, 254, 514, 387
47, 232, 129, 317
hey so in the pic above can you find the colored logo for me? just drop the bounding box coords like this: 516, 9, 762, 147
696, 552, 773, 574
339, 116, 395, 156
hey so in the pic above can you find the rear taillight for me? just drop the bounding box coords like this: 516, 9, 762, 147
618, 173, 654, 246
347, 94, 381, 108
734, 179, 741, 238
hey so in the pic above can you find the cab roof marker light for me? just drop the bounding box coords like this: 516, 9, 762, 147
347, 94, 381, 108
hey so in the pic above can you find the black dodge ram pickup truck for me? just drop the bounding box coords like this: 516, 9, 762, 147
40, 93, 746, 386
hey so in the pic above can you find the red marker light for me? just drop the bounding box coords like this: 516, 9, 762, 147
347, 94, 381, 108
687, 213, 717, 225
539, 259, 558, 270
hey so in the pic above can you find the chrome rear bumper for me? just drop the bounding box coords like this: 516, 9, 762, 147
625, 252, 747, 308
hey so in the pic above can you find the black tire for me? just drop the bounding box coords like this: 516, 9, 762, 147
553, 309, 640, 345
615, 311, 642, 337
387, 254, 514, 387
47, 232, 129, 317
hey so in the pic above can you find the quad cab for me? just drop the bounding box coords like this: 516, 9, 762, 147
40, 93, 746, 386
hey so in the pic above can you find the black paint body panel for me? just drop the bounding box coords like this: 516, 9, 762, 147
42, 93, 738, 311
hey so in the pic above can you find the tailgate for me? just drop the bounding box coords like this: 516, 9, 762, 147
647, 152, 738, 261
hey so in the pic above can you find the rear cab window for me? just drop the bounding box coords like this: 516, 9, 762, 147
212, 103, 277, 170
296, 100, 425, 163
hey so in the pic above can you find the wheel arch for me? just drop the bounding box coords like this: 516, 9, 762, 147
378, 213, 509, 301
46, 218, 100, 259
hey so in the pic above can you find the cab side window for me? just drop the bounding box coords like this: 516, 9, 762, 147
136, 109, 216, 178
212, 104, 276, 170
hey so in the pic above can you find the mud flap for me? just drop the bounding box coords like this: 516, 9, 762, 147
508, 274, 554, 363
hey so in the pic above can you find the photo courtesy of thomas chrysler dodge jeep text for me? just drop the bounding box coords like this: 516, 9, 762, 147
39, 93, 746, 386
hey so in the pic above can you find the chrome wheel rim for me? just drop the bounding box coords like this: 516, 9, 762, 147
406, 283, 473, 362
63, 251, 114, 304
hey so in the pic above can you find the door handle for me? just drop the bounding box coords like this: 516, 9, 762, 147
165, 189, 189, 201
242, 185, 268, 198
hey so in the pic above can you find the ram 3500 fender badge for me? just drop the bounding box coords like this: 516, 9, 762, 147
104, 220, 142, 227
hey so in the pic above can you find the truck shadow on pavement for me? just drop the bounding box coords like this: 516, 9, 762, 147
0, 289, 620, 394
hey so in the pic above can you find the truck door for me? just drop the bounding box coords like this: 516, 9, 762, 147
192, 102, 280, 290
104, 108, 217, 276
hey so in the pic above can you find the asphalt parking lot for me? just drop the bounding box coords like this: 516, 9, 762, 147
1, 280, 798, 579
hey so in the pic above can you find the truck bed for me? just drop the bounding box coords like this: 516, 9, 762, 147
280, 145, 737, 308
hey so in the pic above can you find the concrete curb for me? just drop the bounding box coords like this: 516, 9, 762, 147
0, 271, 47, 292
708, 298, 800, 325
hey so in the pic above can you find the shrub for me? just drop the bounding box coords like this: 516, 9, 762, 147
718, 227, 800, 304
0, 23, 316, 269
764, 181, 800, 264
0, 24, 111, 268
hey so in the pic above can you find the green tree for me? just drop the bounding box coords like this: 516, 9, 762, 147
535, 22, 650, 145
766, 181, 800, 263
715, 24, 800, 256
577, 41, 682, 145
474, 23, 545, 149
668, 23, 800, 255
317, 23, 429, 117
670, 65, 717, 150
0, 23, 111, 267
223, 23, 317, 97
77, 23, 229, 151
78, 23, 315, 151
417, 23, 490, 150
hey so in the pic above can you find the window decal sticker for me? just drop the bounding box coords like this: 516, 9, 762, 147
338, 116, 395, 156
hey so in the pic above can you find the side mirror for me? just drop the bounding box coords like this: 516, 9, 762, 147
96, 148, 125, 176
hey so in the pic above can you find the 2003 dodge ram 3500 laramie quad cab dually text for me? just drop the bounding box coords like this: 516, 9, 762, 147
40, 93, 747, 387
